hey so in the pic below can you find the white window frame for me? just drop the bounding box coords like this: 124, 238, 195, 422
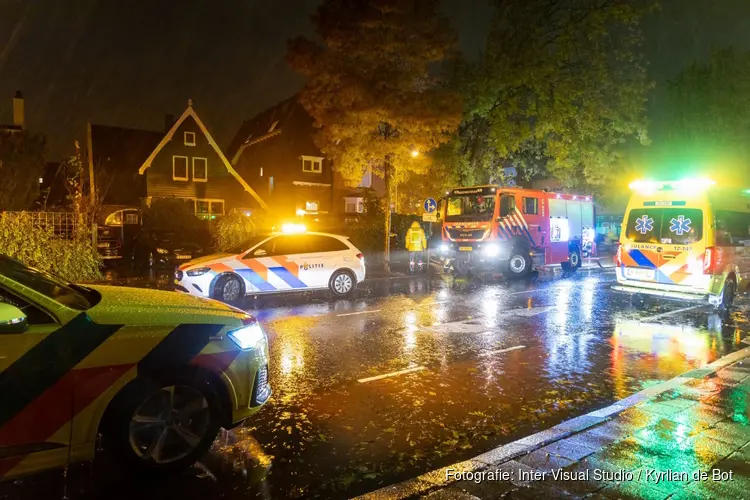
301, 155, 323, 174
184, 131, 196, 146
192, 157, 208, 182
345, 196, 364, 214
172, 155, 189, 181
193, 198, 225, 219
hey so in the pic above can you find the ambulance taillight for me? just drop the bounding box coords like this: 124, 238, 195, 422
615, 244, 623, 267
703, 247, 715, 274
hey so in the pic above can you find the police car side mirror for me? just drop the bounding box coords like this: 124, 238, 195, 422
0, 303, 28, 334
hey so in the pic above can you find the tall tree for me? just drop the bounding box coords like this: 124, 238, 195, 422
287, 0, 463, 270
661, 48, 750, 172
0, 130, 46, 210
454, 0, 654, 188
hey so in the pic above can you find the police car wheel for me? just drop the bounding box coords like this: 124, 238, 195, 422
215, 274, 243, 303
330, 270, 355, 297
505, 252, 531, 279
103, 375, 222, 472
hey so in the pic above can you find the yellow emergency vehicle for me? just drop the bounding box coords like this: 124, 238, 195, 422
0, 254, 270, 479
613, 178, 750, 310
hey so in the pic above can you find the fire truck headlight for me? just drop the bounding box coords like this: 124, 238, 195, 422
440, 243, 450, 254
483, 244, 500, 258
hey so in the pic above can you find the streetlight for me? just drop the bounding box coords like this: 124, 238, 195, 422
411, 150, 419, 158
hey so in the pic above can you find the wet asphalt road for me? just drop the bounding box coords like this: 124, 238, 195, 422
3, 267, 750, 500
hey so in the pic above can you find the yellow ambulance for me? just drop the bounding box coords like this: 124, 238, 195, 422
613, 178, 750, 310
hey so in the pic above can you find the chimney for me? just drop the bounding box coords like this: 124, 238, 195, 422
164, 113, 175, 132
12, 91, 24, 129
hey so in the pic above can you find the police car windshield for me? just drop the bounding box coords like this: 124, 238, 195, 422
228, 234, 272, 254
445, 194, 496, 222
0, 255, 92, 310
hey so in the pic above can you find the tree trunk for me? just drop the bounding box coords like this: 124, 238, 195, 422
383, 155, 392, 274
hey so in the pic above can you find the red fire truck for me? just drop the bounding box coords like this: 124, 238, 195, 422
436, 185, 595, 277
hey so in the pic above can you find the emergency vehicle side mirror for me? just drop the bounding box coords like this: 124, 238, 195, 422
0, 303, 28, 334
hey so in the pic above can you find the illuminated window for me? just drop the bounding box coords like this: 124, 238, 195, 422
193, 157, 207, 182
305, 200, 319, 212
184, 131, 196, 146
345, 197, 364, 213
301, 155, 323, 173
172, 156, 188, 181
259, 167, 263, 177
194, 199, 224, 219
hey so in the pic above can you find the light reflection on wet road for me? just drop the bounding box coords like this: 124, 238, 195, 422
3, 269, 749, 500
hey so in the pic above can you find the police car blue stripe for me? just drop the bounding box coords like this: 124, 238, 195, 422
235, 269, 276, 292
268, 267, 307, 288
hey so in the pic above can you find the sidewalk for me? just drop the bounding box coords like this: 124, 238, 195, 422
356, 347, 750, 500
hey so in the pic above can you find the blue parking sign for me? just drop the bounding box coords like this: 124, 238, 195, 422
423, 197, 437, 213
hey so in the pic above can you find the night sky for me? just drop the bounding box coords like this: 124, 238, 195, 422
0, 0, 749, 159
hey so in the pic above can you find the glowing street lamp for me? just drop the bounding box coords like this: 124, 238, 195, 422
411, 150, 419, 158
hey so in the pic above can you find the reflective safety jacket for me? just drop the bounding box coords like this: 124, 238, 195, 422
405, 223, 427, 252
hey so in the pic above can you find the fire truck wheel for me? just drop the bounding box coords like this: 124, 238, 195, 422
505, 251, 531, 279
561, 247, 582, 272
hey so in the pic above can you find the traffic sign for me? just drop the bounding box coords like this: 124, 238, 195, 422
423, 197, 437, 213
422, 213, 437, 222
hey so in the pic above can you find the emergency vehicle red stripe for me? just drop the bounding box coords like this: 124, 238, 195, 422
0, 364, 133, 477
243, 258, 269, 282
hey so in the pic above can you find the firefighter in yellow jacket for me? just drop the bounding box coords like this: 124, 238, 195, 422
405, 221, 427, 272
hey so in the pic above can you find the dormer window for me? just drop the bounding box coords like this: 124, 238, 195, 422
301, 155, 323, 173
184, 131, 196, 146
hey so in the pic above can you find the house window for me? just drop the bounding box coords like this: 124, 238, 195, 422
305, 200, 319, 212
194, 199, 224, 220
184, 131, 196, 146
259, 167, 263, 177
193, 157, 207, 182
345, 197, 364, 214
358, 168, 372, 188
125, 212, 139, 225
173, 156, 188, 181
301, 155, 323, 173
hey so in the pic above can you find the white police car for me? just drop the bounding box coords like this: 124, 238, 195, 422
175, 227, 366, 302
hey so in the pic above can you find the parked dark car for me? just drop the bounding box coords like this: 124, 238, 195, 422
133, 230, 206, 269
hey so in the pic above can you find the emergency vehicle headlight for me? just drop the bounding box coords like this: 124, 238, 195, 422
483, 243, 500, 257
227, 322, 267, 351
440, 243, 449, 254
186, 267, 210, 276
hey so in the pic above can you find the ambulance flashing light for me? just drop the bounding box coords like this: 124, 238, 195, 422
628, 178, 715, 195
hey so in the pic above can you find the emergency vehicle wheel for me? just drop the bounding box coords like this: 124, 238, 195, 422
505, 251, 531, 279
330, 269, 355, 297
103, 374, 222, 472
561, 247, 581, 272
214, 274, 243, 303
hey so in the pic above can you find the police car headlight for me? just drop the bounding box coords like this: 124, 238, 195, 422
483, 244, 500, 257
156, 248, 169, 254
186, 267, 210, 276
227, 322, 266, 351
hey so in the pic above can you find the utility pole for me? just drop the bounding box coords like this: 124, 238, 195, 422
383, 154, 392, 274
